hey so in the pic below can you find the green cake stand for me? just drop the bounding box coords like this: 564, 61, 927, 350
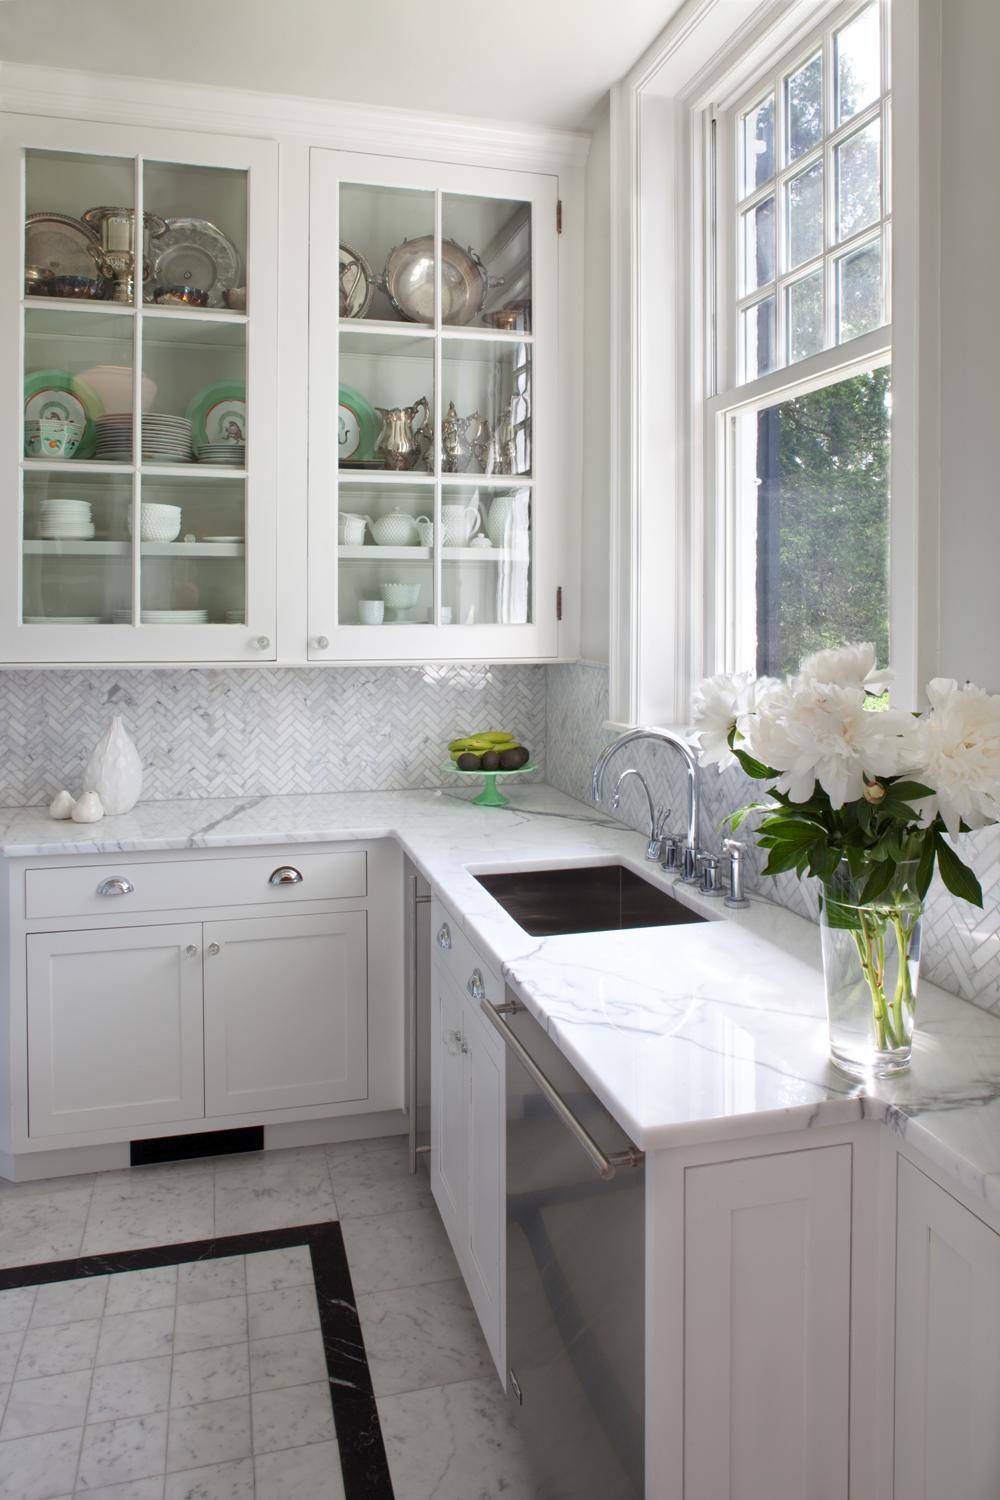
443, 762, 537, 808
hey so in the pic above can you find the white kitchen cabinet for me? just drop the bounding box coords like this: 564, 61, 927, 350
307, 148, 561, 661
683, 1145, 853, 1500
27, 922, 205, 1136
429, 929, 506, 1377
203, 911, 368, 1115
894, 1158, 1000, 1500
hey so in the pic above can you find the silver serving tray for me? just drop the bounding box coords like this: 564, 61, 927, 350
152, 218, 241, 308
25, 212, 102, 278
382, 236, 500, 325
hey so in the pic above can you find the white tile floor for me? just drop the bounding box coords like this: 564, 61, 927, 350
0, 1140, 542, 1499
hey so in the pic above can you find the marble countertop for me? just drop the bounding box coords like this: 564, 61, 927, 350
3, 785, 999, 1213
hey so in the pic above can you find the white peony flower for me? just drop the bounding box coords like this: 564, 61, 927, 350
908, 678, 1000, 836
691, 672, 751, 770
798, 641, 893, 696
744, 678, 915, 808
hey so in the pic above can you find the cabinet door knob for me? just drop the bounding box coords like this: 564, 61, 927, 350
254, 635, 271, 650
315, 636, 330, 650
207, 942, 221, 956
185, 944, 199, 957
436, 923, 452, 950
269, 865, 303, 886
97, 876, 134, 898
467, 968, 486, 1002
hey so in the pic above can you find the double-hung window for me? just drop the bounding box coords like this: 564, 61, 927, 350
708, 0, 892, 681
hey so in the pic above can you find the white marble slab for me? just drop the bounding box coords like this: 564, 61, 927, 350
2, 785, 999, 1216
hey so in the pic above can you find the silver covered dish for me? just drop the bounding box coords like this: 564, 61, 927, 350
382, 236, 502, 325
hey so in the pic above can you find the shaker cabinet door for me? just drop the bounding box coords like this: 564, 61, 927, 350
895, 1158, 1000, 1500
27, 922, 204, 1136
203, 911, 368, 1115
683, 1145, 852, 1500
465, 1003, 505, 1373
430, 962, 469, 1247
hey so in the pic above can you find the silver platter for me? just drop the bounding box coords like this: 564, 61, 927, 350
152, 218, 241, 308
25, 213, 102, 278
382, 236, 497, 326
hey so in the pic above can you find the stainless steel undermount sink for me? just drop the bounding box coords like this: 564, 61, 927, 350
474, 863, 706, 937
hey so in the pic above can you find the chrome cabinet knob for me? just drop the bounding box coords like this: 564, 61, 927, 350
97, 876, 134, 898
269, 865, 303, 886
185, 944, 199, 957
315, 636, 330, 650
207, 942, 221, 956
467, 969, 486, 1002
254, 635, 271, 650
436, 924, 452, 950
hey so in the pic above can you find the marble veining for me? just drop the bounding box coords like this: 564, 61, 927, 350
2, 784, 999, 1216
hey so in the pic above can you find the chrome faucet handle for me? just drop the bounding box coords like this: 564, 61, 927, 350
659, 834, 681, 871
680, 843, 701, 885
722, 838, 751, 909
698, 850, 724, 896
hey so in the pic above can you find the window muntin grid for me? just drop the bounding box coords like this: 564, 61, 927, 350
733, 1, 891, 382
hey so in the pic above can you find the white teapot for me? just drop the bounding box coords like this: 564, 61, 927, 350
442, 501, 482, 547
369, 509, 420, 547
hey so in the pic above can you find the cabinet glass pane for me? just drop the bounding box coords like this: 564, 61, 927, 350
441, 194, 530, 330
25, 306, 133, 465
441, 339, 531, 478
25, 149, 133, 303
143, 160, 246, 311
442, 483, 531, 626
339, 329, 433, 473
337, 481, 433, 625
138, 475, 245, 624
142, 317, 246, 467
22, 471, 132, 624
339, 184, 434, 324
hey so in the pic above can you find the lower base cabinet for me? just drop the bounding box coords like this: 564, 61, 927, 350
27, 923, 205, 1137
683, 1145, 853, 1500
894, 1158, 1000, 1499
203, 911, 368, 1115
430, 954, 505, 1377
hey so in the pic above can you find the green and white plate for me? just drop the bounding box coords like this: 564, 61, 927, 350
339, 384, 380, 463
24, 369, 103, 460
186, 380, 246, 446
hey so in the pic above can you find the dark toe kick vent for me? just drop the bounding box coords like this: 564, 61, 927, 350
130, 1125, 264, 1167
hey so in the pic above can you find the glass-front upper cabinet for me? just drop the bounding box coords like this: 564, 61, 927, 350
0, 116, 277, 662
308, 150, 557, 660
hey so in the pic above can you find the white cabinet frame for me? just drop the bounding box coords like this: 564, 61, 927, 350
0, 113, 278, 663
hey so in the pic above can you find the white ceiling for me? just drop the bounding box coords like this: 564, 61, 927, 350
0, 0, 682, 132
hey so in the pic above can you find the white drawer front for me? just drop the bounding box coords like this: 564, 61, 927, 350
430, 895, 504, 1010
26, 850, 367, 920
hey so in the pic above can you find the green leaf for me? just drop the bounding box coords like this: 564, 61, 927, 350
935, 835, 984, 907
915, 832, 936, 900
859, 859, 896, 904
757, 818, 826, 845
762, 843, 809, 875
884, 780, 935, 801
731, 744, 775, 780
821, 894, 864, 931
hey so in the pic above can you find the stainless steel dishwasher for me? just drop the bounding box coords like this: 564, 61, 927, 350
481, 990, 645, 1500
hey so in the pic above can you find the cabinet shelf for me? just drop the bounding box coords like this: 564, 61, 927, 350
23, 298, 248, 328
337, 469, 530, 487
24, 540, 245, 559
339, 545, 516, 562
22, 460, 246, 480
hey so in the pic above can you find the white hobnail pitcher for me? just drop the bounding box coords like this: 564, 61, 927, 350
82, 715, 143, 816
338, 512, 371, 546
442, 502, 482, 546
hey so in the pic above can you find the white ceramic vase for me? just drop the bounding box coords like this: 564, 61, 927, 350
83, 715, 143, 815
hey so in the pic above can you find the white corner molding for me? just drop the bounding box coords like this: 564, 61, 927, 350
0, 61, 591, 173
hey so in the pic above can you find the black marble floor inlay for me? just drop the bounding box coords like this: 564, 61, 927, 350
0, 1222, 395, 1499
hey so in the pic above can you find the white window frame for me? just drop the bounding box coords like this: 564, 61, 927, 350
608, 0, 940, 730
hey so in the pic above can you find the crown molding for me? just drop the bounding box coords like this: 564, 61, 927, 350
0, 61, 591, 172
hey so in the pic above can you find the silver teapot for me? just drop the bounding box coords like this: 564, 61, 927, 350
375, 395, 429, 471
441, 402, 484, 473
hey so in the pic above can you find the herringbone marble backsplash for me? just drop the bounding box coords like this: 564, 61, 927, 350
0, 665, 547, 806
546, 660, 1000, 1016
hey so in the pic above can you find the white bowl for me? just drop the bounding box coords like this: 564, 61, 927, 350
380, 582, 421, 608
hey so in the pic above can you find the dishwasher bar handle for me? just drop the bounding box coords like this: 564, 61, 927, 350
480, 998, 644, 1182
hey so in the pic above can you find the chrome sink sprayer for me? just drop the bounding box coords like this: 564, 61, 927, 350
591, 728, 750, 906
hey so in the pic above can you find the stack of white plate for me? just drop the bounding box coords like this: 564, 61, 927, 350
111, 608, 210, 624
24, 615, 102, 624
37, 498, 95, 540
224, 609, 245, 623
195, 442, 245, 468
95, 413, 193, 464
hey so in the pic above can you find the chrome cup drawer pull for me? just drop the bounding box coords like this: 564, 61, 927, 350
207, 942, 221, 956
96, 876, 134, 898
269, 866, 303, 886
467, 968, 486, 1002
436, 923, 452, 950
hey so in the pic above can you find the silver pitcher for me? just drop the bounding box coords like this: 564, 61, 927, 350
441, 402, 483, 473
375, 395, 429, 472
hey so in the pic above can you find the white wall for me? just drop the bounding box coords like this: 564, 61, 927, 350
937, 0, 1000, 691
579, 98, 612, 664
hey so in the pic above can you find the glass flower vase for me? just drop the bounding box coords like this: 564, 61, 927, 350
819, 860, 923, 1078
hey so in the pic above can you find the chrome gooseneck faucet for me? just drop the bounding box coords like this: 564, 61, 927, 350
592, 727, 702, 883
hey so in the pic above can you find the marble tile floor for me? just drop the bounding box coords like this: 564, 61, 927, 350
0, 1139, 542, 1499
